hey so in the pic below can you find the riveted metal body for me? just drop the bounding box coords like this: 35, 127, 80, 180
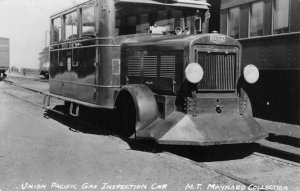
49, 0, 268, 145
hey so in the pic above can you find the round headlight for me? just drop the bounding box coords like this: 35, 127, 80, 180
185, 63, 204, 84
243, 64, 259, 84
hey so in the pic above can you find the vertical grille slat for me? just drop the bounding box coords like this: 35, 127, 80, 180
160, 56, 176, 78
197, 50, 237, 91
143, 56, 157, 77
229, 55, 232, 89
222, 56, 226, 89
127, 56, 141, 77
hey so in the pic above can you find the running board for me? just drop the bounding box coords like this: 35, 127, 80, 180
43, 92, 114, 110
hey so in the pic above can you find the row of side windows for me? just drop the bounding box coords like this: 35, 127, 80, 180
51, 4, 95, 43
221, 0, 300, 39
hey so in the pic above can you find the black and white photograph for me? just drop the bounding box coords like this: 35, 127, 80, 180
0, 0, 299, 190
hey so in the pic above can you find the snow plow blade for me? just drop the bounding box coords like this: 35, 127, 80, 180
132, 112, 268, 145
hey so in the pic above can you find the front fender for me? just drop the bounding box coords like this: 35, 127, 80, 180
115, 84, 159, 132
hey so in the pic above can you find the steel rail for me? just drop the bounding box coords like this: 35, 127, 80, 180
256, 144, 300, 164
163, 151, 269, 191
253, 152, 300, 167
5, 75, 49, 83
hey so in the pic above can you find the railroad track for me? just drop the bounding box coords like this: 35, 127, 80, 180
253, 152, 300, 167
256, 139, 300, 163
164, 151, 267, 191
6, 74, 49, 83
4, 78, 300, 162
130, 141, 299, 191
164, 150, 300, 191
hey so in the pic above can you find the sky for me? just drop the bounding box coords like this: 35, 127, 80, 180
0, 0, 87, 69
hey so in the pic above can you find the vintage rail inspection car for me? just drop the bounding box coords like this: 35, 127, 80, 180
46, 0, 268, 145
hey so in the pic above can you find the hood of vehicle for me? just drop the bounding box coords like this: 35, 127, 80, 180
121, 33, 241, 50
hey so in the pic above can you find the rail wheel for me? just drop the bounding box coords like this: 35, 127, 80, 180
115, 91, 136, 138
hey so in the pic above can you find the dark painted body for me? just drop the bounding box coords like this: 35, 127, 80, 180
240, 33, 300, 124
49, 0, 268, 145
120, 34, 267, 145
39, 47, 50, 79
219, 0, 300, 125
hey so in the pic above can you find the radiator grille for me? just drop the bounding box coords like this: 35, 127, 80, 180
197, 51, 236, 91
160, 56, 175, 78
128, 56, 140, 76
143, 56, 157, 77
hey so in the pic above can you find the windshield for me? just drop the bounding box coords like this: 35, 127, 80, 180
115, 4, 205, 35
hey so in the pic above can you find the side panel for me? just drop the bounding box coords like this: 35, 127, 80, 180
49, 0, 121, 107
61, 46, 76, 99
240, 33, 300, 124
122, 48, 184, 95
49, 45, 62, 95
75, 40, 97, 104
97, 43, 121, 107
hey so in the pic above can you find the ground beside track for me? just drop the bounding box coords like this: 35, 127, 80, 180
0, 82, 243, 191
1, 76, 300, 191
5, 73, 300, 139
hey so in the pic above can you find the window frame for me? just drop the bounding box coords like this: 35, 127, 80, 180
81, 4, 96, 37
227, 6, 241, 39
51, 17, 62, 43
224, 0, 296, 39
64, 10, 79, 41
272, 0, 290, 35
115, 4, 206, 36
249, 0, 264, 37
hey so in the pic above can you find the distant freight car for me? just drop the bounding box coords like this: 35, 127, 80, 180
38, 47, 50, 79
0, 37, 9, 80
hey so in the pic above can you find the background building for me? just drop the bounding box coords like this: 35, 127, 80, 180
220, 0, 300, 124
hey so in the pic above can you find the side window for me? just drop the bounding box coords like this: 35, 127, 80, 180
220, 10, 227, 35
250, 1, 264, 37
127, 15, 137, 34
136, 13, 150, 33
65, 11, 78, 40
273, 0, 289, 34
52, 18, 61, 42
290, 0, 300, 32
82, 5, 95, 36
228, 7, 240, 38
